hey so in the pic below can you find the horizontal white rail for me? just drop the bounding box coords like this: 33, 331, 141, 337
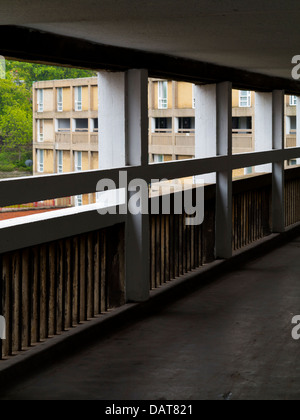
1, 147, 300, 207
0, 204, 125, 254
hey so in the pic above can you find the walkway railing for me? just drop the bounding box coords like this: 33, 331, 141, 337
0, 224, 125, 359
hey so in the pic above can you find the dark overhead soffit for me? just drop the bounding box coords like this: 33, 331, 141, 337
1, 25, 300, 94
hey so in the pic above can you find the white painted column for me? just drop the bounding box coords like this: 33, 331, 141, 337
195, 84, 217, 184
98, 70, 150, 303
272, 90, 285, 233
255, 92, 272, 173
296, 97, 300, 164
216, 82, 233, 259
98, 72, 126, 169
125, 69, 150, 302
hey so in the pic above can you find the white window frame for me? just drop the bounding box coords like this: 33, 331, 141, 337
75, 195, 83, 207
57, 150, 63, 174
158, 81, 168, 109
153, 154, 164, 163
37, 119, 44, 142
37, 149, 44, 173
239, 91, 251, 108
57, 88, 63, 112
37, 89, 44, 112
290, 95, 297, 106
75, 86, 83, 112
75, 151, 82, 172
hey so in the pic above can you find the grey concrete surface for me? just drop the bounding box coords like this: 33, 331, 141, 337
2, 237, 300, 400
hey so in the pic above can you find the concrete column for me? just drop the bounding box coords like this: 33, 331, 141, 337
195, 84, 217, 184
272, 90, 285, 233
98, 72, 126, 169
125, 69, 150, 302
98, 70, 150, 303
255, 92, 272, 173
216, 82, 233, 259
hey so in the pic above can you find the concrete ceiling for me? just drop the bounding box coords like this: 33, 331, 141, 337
0, 0, 299, 79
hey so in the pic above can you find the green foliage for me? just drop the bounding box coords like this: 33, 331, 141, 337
0, 78, 33, 169
6, 61, 97, 91
0, 61, 97, 173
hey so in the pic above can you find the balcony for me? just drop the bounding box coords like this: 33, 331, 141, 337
1, 21, 300, 399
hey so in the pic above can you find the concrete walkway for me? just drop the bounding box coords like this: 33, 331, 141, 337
2, 237, 300, 400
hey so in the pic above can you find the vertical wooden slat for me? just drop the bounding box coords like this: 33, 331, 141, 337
150, 217, 156, 289
0, 255, 3, 359
179, 214, 183, 275
174, 215, 179, 278
169, 213, 174, 280
160, 215, 165, 285
56, 240, 64, 332
72, 236, 80, 325
87, 233, 94, 319
40, 245, 48, 340
191, 224, 195, 270
2, 254, 11, 356
22, 249, 30, 349
79, 235, 87, 322
48, 243, 56, 336
31, 247, 39, 344
12, 251, 21, 353
100, 230, 107, 313
165, 215, 170, 282
94, 231, 101, 315
65, 238, 72, 329
182, 214, 186, 273
155, 216, 161, 287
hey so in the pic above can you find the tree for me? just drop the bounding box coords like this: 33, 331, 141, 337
6, 61, 97, 91
0, 61, 97, 172
0, 79, 32, 170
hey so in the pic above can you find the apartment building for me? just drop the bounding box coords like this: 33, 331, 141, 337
33, 77, 298, 196
33, 77, 99, 205
148, 80, 298, 171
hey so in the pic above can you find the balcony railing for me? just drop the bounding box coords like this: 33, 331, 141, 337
0, 72, 300, 367
1, 167, 300, 359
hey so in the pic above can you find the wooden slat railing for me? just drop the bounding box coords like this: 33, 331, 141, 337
1, 168, 300, 359
150, 185, 216, 289
0, 224, 125, 359
150, 168, 300, 288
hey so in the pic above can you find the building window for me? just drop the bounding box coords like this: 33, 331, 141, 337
75, 151, 82, 172
92, 118, 99, 132
177, 117, 195, 133
289, 159, 297, 166
74, 118, 88, 132
37, 89, 44, 112
75, 195, 83, 207
75, 86, 82, 111
232, 117, 252, 134
37, 119, 44, 142
56, 119, 70, 132
158, 81, 168, 109
286, 116, 297, 135
153, 154, 164, 163
290, 95, 297, 106
37, 149, 44, 173
154, 117, 172, 133
57, 88, 63, 112
239, 91, 251, 107
57, 150, 63, 174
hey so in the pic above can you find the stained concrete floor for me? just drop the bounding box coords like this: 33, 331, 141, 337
2, 237, 300, 400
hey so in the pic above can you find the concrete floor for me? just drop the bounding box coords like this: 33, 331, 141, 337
2, 237, 300, 400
